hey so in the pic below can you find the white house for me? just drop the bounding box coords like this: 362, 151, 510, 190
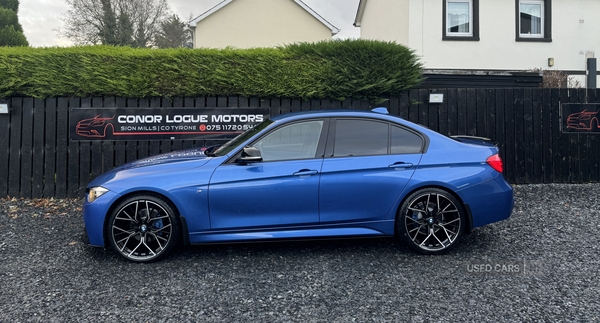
189, 0, 340, 49
354, 0, 599, 87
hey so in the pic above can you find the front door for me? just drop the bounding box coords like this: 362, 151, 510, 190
208, 120, 326, 230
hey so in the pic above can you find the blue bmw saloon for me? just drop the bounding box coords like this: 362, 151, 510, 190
82, 108, 513, 262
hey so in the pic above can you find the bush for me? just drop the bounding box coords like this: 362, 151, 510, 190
0, 40, 422, 100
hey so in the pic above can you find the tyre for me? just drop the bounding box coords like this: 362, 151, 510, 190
107, 195, 180, 263
397, 188, 465, 255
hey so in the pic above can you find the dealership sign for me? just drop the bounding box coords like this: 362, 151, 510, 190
70, 108, 270, 141
562, 103, 600, 133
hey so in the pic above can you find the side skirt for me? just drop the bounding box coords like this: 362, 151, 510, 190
187, 220, 396, 245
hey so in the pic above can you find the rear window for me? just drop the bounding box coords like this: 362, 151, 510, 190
333, 119, 423, 157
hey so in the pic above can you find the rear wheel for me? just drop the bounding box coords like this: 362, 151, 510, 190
107, 195, 180, 263
397, 188, 465, 254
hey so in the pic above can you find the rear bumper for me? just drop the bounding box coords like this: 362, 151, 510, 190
457, 175, 514, 228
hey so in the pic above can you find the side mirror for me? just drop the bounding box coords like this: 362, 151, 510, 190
236, 146, 263, 163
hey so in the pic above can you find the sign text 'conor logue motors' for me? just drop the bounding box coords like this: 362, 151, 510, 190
70, 108, 271, 141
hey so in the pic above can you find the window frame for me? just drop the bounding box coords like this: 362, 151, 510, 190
516, 0, 552, 42
443, 0, 480, 41
390, 125, 425, 155
253, 120, 325, 162
226, 118, 330, 164
324, 118, 427, 159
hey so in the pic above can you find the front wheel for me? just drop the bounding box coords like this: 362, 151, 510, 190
397, 188, 465, 255
107, 195, 180, 262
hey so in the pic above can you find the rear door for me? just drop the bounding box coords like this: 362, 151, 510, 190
319, 118, 424, 223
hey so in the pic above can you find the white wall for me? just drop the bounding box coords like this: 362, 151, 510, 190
360, 0, 600, 76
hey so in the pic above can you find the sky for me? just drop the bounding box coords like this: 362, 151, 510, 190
18, 0, 361, 47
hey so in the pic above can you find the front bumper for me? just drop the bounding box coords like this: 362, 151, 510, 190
82, 190, 120, 247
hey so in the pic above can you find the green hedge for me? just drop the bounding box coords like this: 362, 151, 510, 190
0, 39, 422, 101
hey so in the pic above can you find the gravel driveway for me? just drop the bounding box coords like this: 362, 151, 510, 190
1, 184, 599, 322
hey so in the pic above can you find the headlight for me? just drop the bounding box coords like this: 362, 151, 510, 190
88, 187, 109, 203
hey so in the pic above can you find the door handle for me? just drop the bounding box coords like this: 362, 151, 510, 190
388, 162, 413, 169
293, 169, 318, 176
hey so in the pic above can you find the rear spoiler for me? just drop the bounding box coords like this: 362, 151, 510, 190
451, 135, 497, 147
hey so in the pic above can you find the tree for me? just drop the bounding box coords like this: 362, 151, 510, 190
0, 1, 28, 46
154, 14, 190, 48
0, 24, 27, 46
0, 0, 18, 12
60, 0, 170, 47
98, 0, 117, 44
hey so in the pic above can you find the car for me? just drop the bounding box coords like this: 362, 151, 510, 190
76, 115, 115, 138
82, 107, 513, 262
566, 109, 600, 131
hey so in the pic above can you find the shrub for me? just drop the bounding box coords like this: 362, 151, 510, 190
0, 40, 423, 100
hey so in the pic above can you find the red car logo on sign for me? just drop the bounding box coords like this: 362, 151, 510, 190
76, 115, 115, 138
566, 109, 600, 131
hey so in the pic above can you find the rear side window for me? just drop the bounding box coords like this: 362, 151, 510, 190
333, 119, 423, 157
333, 119, 388, 157
391, 125, 423, 154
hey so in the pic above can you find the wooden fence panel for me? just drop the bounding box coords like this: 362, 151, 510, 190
0, 100, 10, 196
550, 88, 562, 183
446, 89, 458, 136
522, 88, 533, 184
8, 98, 22, 198
43, 98, 57, 198
2, 90, 600, 198
531, 88, 543, 183
503, 90, 516, 183
589, 89, 599, 181
32, 98, 45, 198
20, 98, 34, 198
494, 89, 506, 181
56, 98, 69, 198
541, 89, 553, 183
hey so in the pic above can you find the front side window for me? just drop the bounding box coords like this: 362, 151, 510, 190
214, 119, 273, 156
516, 0, 551, 42
443, 0, 479, 41
254, 120, 324, 162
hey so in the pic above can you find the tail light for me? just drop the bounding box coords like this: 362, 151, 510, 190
486, 154, 503, 173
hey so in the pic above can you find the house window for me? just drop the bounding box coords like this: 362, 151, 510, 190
516, 0, 552, 42
443, 0, 479, 41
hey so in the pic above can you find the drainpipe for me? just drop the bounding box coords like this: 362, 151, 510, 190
587, 58, 597, 89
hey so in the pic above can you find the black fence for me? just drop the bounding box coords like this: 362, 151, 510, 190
1, 88, 599, 199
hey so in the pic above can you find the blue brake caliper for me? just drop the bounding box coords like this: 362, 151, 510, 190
153, 219, 164, 235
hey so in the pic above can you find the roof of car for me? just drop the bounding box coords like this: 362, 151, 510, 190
269, 108, 395, 122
